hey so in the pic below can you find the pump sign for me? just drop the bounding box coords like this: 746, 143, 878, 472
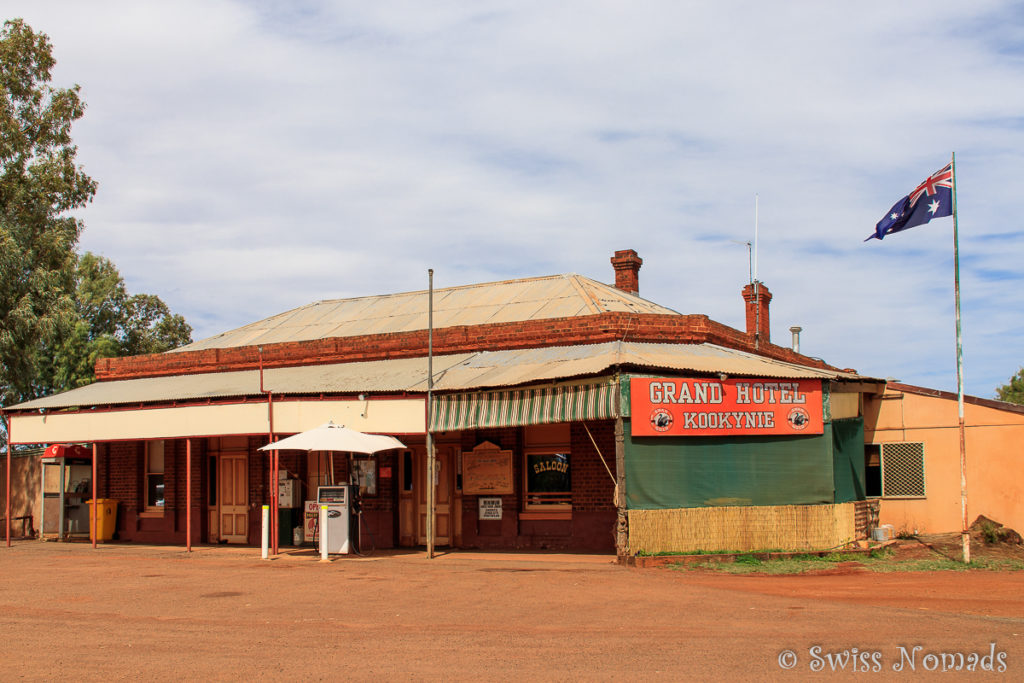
630, 377, 823, 437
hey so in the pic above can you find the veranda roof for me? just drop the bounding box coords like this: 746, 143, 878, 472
9, 341, 857, 412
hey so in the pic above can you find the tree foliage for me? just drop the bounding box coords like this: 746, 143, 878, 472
1, 18, 96, 409
996, 368, 1024, 406
38, 252, 193, 391
1, 21, 192, 451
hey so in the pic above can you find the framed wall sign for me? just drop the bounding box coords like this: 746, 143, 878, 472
462, 441, 515, 495
478, 497, 503, 520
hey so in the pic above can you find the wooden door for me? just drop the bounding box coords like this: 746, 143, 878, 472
398, 448, 417, 547
219, 454, 248, 544
417, 446, 453, 546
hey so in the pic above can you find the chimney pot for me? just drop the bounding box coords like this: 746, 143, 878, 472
789, 326, 802, 353
611, 249, 643, 294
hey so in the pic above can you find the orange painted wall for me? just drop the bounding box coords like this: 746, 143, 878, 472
864, 388, 1024, 535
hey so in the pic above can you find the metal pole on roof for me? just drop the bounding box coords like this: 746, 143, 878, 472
426, 269, 435, 560
952, 151, 970, 565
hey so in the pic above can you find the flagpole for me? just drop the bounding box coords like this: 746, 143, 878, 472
952, 151, 969, 564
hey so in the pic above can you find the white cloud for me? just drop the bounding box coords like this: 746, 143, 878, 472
9, 0, 1024, 396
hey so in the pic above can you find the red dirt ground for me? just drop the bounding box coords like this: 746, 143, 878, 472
1, 540, 1022, 679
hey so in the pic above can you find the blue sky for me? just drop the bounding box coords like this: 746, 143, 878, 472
11, 1, 1024, 397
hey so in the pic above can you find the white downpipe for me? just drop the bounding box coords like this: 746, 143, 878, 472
319, 506, 329, 562
261, 505, 269, 560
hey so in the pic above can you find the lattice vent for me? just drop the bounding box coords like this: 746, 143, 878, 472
882, 442, 925, 497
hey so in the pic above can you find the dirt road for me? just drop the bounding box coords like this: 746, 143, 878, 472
1, 541, 1021, 679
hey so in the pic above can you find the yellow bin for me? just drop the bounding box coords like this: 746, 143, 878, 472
86, 499, 118, 542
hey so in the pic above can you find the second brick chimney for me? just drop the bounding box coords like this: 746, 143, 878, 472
611, 249, 643, 295
742, 282, 772, 345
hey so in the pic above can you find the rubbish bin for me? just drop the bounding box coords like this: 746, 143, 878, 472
278, 507, 300, 547
86, 499, 118, 542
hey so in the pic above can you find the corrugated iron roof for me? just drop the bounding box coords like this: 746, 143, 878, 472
174, 274, 679, 352
10, 342, 861, 411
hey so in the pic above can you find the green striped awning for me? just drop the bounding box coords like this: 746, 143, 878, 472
431, 382, 618, 432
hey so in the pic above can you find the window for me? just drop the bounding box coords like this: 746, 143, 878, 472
522, 423, 572, 513
402, 451, 414, 492
864, 444, 881, 497
353, 457, 378, 497
524, 452, 572, 510
881, 442, 925, 498
208, 455, 217, 506
145, 440, 166, 510
307, 451, 331, 497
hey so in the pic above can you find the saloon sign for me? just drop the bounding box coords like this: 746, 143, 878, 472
630, 377, 823, 437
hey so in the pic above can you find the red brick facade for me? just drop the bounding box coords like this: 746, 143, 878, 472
95, 309, 841, 383
96, 421, 617, 551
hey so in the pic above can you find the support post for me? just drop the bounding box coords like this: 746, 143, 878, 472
261, 505, 269, 559
58, 459, 66, 541
272, 448, 279, 556
4, 411, 10, 547
259, 346, 279, 556
186, 439, 192, 552
614, 416, 628, 557
91, 442, 98, 549
426, 268, 435, 559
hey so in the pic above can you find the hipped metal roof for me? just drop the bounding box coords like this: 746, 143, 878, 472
11, 341, 858, 411
174, 274, 679, 352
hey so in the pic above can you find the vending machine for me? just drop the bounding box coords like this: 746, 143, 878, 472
277, 473, 302, 546
316, 485, 358, 555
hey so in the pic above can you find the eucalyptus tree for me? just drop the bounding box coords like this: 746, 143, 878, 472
1, 18, 96, 422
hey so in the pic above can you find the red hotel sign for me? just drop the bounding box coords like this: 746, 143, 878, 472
630, 378, 823, 437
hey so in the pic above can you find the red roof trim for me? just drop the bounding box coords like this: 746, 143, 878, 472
886, 382, 1024, 416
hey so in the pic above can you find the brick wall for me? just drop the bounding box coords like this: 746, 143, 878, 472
106, 441, 139, 507
453, 422, 617, 551
570, 421, 616, 513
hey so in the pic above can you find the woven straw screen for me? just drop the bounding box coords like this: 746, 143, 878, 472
627, 502, 857, 554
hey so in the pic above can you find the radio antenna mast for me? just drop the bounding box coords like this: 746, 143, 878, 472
729, 240, 753, 285
754, 195, 761, 350
754, 194, 759, 283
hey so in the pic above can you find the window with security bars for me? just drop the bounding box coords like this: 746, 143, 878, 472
881, 442, 926, 498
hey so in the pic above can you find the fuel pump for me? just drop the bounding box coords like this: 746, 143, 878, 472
314, 482, 375, 556
315, 485, 354, 555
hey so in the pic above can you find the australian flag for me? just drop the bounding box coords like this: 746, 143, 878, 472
866, 163, 954, 241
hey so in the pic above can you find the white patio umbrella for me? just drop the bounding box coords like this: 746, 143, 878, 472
258, 421, 406, 454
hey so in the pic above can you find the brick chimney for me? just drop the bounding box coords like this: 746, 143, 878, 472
611, 249, 642, 294
742, 282, 772, 344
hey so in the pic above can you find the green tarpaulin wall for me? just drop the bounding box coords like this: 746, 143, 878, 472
625, 417, 866, 509
831, 418, 865, 503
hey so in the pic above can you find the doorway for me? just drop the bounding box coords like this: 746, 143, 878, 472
211, 436, 250, 544
398, 443, 459, 547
